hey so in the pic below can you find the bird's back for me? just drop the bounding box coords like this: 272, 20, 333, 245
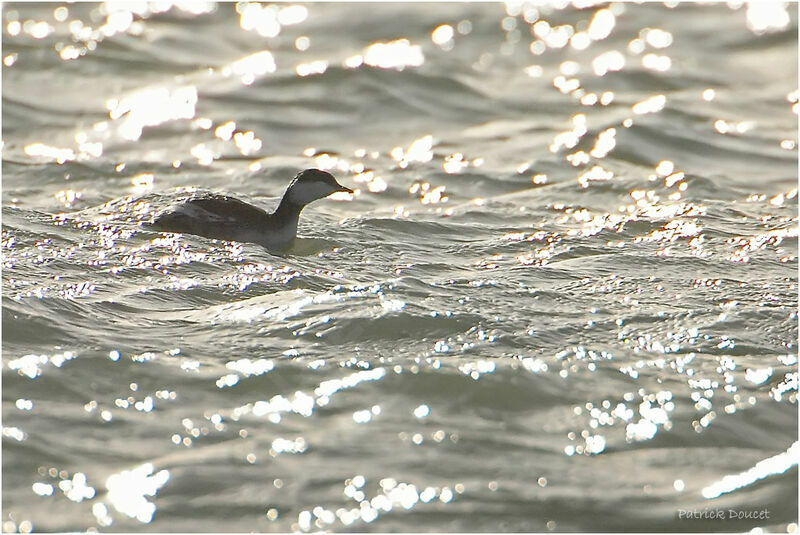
152, 194, 270, 241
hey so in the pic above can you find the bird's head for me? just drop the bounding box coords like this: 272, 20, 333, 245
285, 168, 353, 205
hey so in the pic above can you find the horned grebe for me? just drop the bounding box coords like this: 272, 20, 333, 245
151, 168, 352, 251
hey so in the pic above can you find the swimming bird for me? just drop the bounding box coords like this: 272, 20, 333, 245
151, 168, 352, 251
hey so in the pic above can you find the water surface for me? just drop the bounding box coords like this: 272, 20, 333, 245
2, 2, 798, 532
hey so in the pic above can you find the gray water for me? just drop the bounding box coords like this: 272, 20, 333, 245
2, 2, 798, 533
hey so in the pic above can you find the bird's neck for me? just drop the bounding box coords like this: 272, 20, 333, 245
274, 192, 305, 221
265, 193, 304, 246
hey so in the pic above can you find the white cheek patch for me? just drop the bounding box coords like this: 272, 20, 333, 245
288, 181, 337, 205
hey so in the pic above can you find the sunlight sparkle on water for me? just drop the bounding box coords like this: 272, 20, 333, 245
745, 3, 791, 34
713, 119, 755, 135
233, 130, 263, 155
632, 94, 666, 115
413, 404, 430, 419
231, 367, 387, 423
108, 86, 197, 141
353, 409, 373, 423
6, 20, 21, 36
58, 45, 84, 61
458, 360, 496, 380
360, 39, 424, 71
587, 8, 615, 40
226, 50, 276, 85
392, 134, 434, 168
3, 3, 796, 531
642, 53, 671, 72
584, 434, 606, 454
315, 368, 387, 399
54, 188, 83, 208
226, 357, 275, 378
21, 19, 53, 39
131, 173, 154, 195
570, 31, 591, 50
702, 442, 799, 499
524, 64, 543, 77
577, 165, 614, 188
296, 59, 328, 77
2, 427, 26, 442
431, 24, 454, 47
214, 121, 236, 141
24, 143, 76, 164
644, 28, 673, 48
590, 127, 616, 158
420, 185, 448, 205
105, 462, 170, 523
550, 113, 587, 152
190, 143, 219, 166
443, 152, 470, 174
239, 3, 281, 37
8, 351, 77, 379
295, 476, 462, 531
58, 472, 95, 502
278, 5, 308, 26
32, 482, 54, 497
744, 367, 772, 385
15, 399, 33, 411
543, 24, 573, 49
270, 437, 308, 455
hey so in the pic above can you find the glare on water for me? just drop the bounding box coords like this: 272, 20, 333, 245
1, 1, 797, 533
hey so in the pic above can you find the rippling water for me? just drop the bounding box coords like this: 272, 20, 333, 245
2, 2, 798, 533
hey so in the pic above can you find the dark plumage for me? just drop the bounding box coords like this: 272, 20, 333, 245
151, 169, 352, 250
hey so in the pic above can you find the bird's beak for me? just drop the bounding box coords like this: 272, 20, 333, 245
338, 185, 354, 194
